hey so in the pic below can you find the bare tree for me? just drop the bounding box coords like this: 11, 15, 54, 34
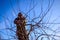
0, 0, 60, 40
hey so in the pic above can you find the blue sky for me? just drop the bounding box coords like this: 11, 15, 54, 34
0, 0, 60, 40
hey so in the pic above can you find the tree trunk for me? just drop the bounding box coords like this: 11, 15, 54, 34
16, 25, 29, 40
14, 13, 29, 40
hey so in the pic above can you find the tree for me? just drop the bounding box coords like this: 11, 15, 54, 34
0, 0, 60, 40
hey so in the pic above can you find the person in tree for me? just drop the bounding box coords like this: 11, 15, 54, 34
14, 12, 26, 25
14, 12, 28, 40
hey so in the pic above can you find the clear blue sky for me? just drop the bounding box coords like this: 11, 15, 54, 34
0, 0, 60, 40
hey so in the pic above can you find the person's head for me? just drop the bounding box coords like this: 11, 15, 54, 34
18, 12, 22, 17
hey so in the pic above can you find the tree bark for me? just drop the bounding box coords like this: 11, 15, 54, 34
16, 25, 29, 40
